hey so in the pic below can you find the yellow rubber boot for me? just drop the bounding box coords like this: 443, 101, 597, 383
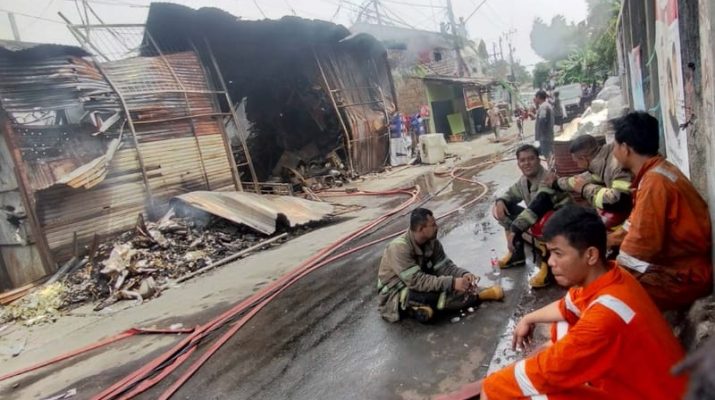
529, 260, 551, 288
478, 285, 505, 301
498, 246, 525, 269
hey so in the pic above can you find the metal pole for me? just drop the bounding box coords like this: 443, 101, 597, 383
203, 38, 258, 192
313, 48, 355, 175
446, 0, 466, 77
145, 31, 212, 190
58, 13, 111, 62
87, 59, 156, 210
8, 13, 20, 41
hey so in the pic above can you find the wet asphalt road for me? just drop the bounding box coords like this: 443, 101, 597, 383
138, 163, 536, 400
23, 159, 565, 400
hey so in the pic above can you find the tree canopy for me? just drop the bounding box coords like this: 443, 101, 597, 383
529, 0, 620, 85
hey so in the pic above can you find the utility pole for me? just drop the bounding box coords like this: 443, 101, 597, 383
8, 12, 20, 41
446, 0, 468, 77
373, 0, 383, 25
503, 30, 517, 80
498, 36, 504, 61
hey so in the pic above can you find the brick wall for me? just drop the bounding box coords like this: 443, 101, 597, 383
394, 76, 427, 115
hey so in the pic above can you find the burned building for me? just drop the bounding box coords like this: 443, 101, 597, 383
0, 40, 242, 294
0, 5, 396, 295
144, 3, 397, 183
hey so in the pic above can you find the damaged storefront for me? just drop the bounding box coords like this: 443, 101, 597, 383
0, 40, 243, 294
143, 3, 397, 190
0, 5, 396, 299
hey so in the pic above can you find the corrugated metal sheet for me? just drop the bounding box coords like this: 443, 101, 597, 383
173, 191, 334, 235
0, 132, 46, 290
318, 35, 396, 175
0, 48, 240, 277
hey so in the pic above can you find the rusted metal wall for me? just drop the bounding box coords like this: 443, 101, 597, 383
0, 48, 238, 287
0, 130, 45, 290
318, 36, 395, 175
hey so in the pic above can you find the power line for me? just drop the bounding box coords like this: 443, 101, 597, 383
252, 0, 268, 18
62, 0, 148, 8
464, 0, 487, 23
24, 0, 56, 29
0, 9, 66, 24
381, 0, 445, 9
330, 0, 343, 20
485, 2, 509, 28
378, 2, 417, 29
283, 0, 297, 16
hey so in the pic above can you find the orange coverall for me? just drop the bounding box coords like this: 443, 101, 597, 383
483, 263, 686, 400
617, 156, 713, 310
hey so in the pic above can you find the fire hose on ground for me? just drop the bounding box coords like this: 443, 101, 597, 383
1, 157, 505, 399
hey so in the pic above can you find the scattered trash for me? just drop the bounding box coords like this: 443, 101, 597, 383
467, 307, 475, 313
170, 323, 184, 331
42, 388, 77, 400
11, 336, 27, 357
1, 283, 66, 325
451, 316, 461, 323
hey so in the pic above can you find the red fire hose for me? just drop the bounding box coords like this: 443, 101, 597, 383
2, 158, 499, 399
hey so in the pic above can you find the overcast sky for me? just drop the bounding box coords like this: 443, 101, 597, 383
0, 0, 587, 68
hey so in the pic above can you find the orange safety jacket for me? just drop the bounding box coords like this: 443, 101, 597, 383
483, 263, 686, 400
617, 156, 712, 309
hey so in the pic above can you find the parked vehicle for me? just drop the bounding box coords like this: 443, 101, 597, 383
556, 83, 583, 120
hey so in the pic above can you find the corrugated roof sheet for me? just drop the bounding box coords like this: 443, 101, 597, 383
172, 191, 334, 235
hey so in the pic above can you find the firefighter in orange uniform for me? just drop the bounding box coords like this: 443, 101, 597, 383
609, 112, 712, 310
441, 206, 687, 400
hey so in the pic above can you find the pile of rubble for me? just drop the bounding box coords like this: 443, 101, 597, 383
63, 212, 297, 311
270, 144, 351, 191
0, 212, 306, 325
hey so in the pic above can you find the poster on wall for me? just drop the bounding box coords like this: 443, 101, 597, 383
628, 45, 646, 111
655, 0, 689, 177
463, 87, 484, 111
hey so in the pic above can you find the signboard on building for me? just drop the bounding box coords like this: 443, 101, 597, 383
655, 0, 690, 177
628, 45, 646, 111
463, 87, 484, 110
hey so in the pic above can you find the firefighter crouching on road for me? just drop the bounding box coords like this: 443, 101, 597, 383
492, 144, 571, 288
551, 134, 633, 230
377, 208, 504, 323
441, 206, 687, 400
608, 111, 712, 310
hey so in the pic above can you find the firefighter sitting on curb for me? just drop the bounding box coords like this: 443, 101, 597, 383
438, 206, 686, 400
608, 111, 712, 310
377, 208, 504, 323
492, 144, 571, 288
548, 134, 632, 230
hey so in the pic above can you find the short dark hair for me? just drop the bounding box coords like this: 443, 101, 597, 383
569, 134, 599, 155
612, 111, 660, 156
543, 206, 607, 260
516, 144, 539, 159
410, 208, 433, 231
535, 90, 548, 100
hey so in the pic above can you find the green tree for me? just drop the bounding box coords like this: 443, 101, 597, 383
556, 0, 620, 84
532, 62, 551, 89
